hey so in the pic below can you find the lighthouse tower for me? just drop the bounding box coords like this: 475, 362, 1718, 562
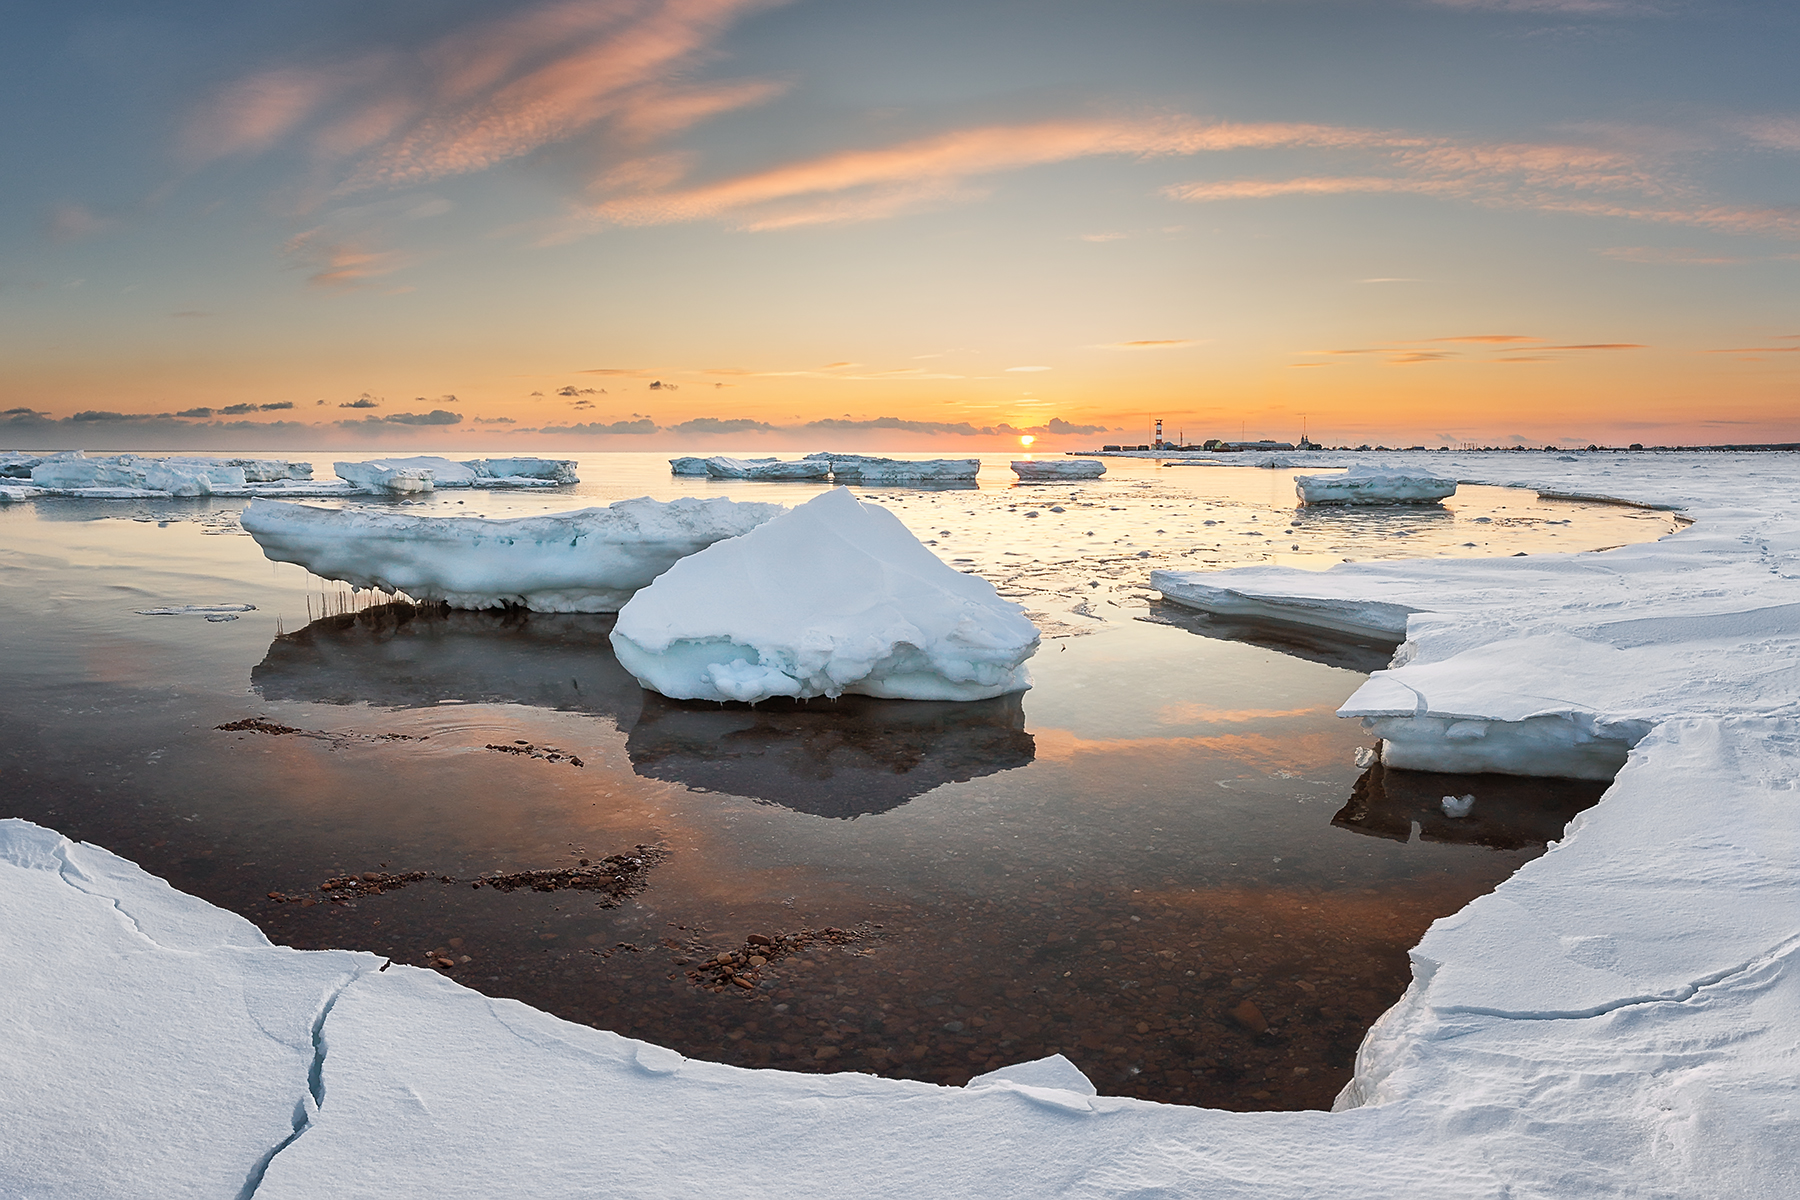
1154, 419, 1164, 449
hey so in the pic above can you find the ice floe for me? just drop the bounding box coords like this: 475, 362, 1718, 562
806, 453, 982, 482
241, 496, 786, 612
611, 487, 1039, 702
703, 456, 831, 480
331, 455, 576, 493
1011, 459, 1105, 481
1296, 464, 1457, 505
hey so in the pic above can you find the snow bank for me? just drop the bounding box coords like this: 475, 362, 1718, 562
241, 495, 787, 612
807, 454, 982, 482
1011, 459, 1105, 481
1296, 465, 1457, 505
611, 487, 1039, 702
704, 456, 831, 480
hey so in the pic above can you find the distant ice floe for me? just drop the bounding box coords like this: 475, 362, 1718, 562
241, 496, 786, 612
668, 454, 984, 483
703, 456, 830, 480
1296, 465, 1457, 505
1011, 459, 1105, 481
332, 456, 577, 494
135, 604, 256, 622
0, 451, 576, 500
611, 487, 1039, 703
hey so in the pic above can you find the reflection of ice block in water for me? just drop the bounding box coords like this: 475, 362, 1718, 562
1296, 465, 1456, 505
1331, 762, 1604, 851
626, 692, 1034, 818
611, 487, 1040, 703
241, 496, 787, 612
1010, 459, 1104, 481
251, 604, 646, 728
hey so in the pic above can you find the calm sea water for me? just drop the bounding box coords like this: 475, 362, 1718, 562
0, 450, 1670, 1109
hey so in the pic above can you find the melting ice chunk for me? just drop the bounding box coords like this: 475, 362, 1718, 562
610, 487, 1040, 703
1296, 465, 1457, 506
1441, 793, 1476, 818
1011, 459, 1105, 481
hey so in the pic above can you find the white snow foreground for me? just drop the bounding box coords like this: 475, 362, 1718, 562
241, 496, 786, 612
1156, 452, 1800, 779
1012, 459, 1105, 481
611, 487, 1039, 702
333, 455, 577, 493
9, 718, 1800, 1200
1295, 464, 1456, 505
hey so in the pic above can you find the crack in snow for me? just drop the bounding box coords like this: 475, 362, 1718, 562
237, 962, 383, 1199
1438, 929, 1800, 1023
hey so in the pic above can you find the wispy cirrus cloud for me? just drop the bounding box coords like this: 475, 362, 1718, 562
581, 116, 1383, 230
186, 0, 787, 195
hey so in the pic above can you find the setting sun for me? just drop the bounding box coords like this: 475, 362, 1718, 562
1020, 435, 1036, 447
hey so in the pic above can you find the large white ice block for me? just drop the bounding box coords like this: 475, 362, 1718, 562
611, 487, 1039, 702
333, 459, 440, 493
669, 457, 710, 475
1011, 459, 1105, 481
467, 457, 577, 484
1296, 465, 1457, 505
241, 496, 787, 612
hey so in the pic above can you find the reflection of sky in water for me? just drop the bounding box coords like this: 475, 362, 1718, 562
0, 454, 1670, 1111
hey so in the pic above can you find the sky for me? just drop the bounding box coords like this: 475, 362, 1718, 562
3, 0, 1796, 451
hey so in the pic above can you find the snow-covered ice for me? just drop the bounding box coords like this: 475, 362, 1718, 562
1011, 459, 1105, 481
1155, 450, 1800, 779
611, 487, 1039, 702
806, 453, 982, 482
669, 456, 710, 475
703, 456, 831, 480
241, 495, 786, 612
1296, 464, 1457, 505
333, 456, 577, 493
31, 453, 248, 496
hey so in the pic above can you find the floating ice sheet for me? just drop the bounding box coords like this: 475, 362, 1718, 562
1011, 459, 1105, 481
1296, 465, 1457, 505
241, 496, 786, 612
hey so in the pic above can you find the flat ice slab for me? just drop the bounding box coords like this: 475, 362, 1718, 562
807, 454, 982, 482
1296, 465, 1457, 505
1011, 459, 1105, 481
241, 496, 787, 612
334, 456, 577, 493
704, 456, 831, 480
611, 487, 1039, 702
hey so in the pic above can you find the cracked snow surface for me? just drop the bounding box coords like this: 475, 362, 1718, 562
6, 453, 1800, 1196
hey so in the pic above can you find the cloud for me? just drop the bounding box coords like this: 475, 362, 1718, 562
1430, 334, 1540, 343
556, 385, 604, 396
475, 416, 517, 424
283, 228, 415, 287
800, 415, 1110, 437
649, 380, 678, 390
340, 396, 380, 409
1004, 365, 1051, 373
667, 416, 773, 434
187, 0, 786, 196
578, 368, 652, 376
44, 204, 116, 243
1602, 246, 1748, 265
176, 407, 214, 418
338, 409, 463, 426
536, 418, 660, 435
585, 116, 1379, 229
1097, 339, 1198, 349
